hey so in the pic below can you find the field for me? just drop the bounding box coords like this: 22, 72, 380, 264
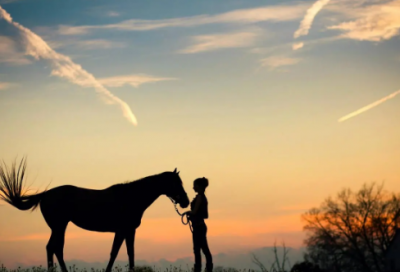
0, 264, 258, 272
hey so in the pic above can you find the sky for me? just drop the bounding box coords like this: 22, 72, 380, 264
0, 0, 400, 269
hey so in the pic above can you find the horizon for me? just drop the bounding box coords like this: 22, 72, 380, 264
0, 0, 399, 270
2, 244, 308, 270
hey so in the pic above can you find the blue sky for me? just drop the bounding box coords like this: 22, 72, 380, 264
1, 0, 399, 130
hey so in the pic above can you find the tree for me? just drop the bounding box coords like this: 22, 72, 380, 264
290, 261, 326, 272
301, 182, 400, 272
251, 241, 291, 272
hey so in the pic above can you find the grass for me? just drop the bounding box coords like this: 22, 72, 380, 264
0, 264, 259, 272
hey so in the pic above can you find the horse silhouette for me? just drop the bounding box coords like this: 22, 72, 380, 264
0, 158, 190, 272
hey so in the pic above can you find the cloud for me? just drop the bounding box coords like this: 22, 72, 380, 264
328, 0, 400, 41
98, 74, 177, 88
292, 42, 304, 50
279, 203, 314, 212
0, 36, 31, 65
259, 56, 301, 71
294, 0, 331, 39
73, 39, 126, 50
338, 89, 400, 122
0, 81, 17, 90
107, 11, 120, 17
290, 0, 400, 50
45, 39, 126, 51
0, 5, 139, 126
57, 3, 309, 35
290, 36, 341, 52
0, 230, 112, 242
0, 81, 12, 90
179, 30, 261, 54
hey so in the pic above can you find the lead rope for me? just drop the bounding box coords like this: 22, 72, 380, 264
169, 197, 193, 233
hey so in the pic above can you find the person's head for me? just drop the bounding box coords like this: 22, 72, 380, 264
193, 177, 209, 193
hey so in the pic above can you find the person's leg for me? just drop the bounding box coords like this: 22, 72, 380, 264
202, 240, 213, 272
192, 227, 202, 272
200, 225, 213, 272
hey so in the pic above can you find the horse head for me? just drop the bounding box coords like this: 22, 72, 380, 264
164, 168, 189, 208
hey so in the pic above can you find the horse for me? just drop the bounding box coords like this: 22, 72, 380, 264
0, 158, 190, 272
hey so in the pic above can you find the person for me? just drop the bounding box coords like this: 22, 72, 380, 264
184, 177, 213, 272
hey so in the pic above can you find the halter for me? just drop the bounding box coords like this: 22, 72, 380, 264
168, 197, 193, 233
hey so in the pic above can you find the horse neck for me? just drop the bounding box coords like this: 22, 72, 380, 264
126, 174, 168, 209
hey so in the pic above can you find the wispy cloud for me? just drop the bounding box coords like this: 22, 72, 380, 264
57, 3, 308, 35
73, 39, 126, 50
179, 30, 261, 54
0, 231, 105, 241
279, 203, 314, 212
328, 0, 400, 42
259, 56, 301, 71
107, 11, 120, 17
338, 90, 400, 122
46, 39, 126, 51
292, 42, 304, 50
0, 6, 138, 126
99, 74, 177, 88
0, 81, 12, 91
291, 36, 341, 52
0, 36, 31, 65
291, 0, 400, 51
0, 233, 53, 241
294, 0, 331, 39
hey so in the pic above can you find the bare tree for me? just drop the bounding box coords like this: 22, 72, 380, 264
251, 241, 291, 272
301, 182, 400, 272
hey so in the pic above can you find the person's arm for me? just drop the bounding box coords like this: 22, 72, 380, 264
188, 196, 202, 215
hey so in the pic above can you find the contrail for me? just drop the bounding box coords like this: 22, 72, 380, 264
294, 0, 331, 39
0, 6, 137, 126
338, 90, 400, 122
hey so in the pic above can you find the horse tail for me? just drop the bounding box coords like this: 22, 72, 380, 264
0, 157, 47, 211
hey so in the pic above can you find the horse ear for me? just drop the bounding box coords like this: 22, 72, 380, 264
177, 171, 180, 175
173, 168, 177, 173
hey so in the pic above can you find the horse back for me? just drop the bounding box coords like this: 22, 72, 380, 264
40, 185, 134, 231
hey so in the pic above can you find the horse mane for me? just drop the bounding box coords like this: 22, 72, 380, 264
108, 172, 167, 190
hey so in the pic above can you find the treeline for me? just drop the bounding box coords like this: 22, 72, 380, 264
250, 182, 400, 272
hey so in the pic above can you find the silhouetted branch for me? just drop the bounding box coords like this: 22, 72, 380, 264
251, 241, 291, 272
301, 182, 400, 272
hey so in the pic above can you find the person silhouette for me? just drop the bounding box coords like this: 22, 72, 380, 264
184, 177, 213, 272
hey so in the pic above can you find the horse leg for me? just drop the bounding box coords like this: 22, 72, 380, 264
125, 229, 136, 272
46, 233, 56, 271
53, 224, 69, 272
105, 231, 125, 272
